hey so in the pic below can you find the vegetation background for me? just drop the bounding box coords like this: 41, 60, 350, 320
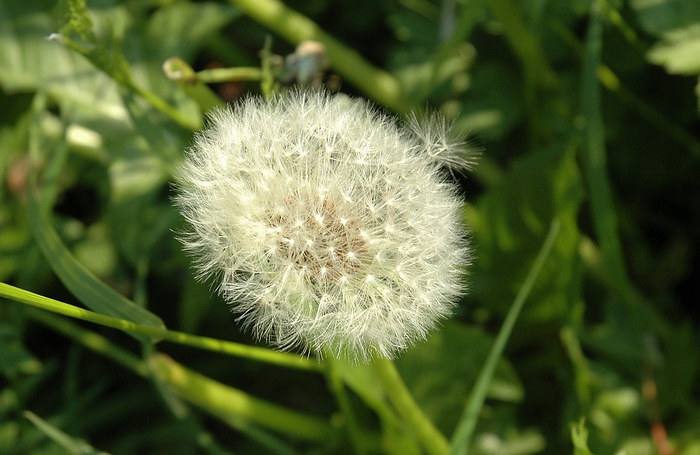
1, 0, 699, 454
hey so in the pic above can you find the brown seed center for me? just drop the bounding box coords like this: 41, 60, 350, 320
267, 192, 368, 281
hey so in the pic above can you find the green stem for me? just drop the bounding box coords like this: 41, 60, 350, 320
128, 81, 202, 130
0, 282, 321, 372
324, 356, 367, 454
162, 57, 224, 112
450, 219, 560, 455
150, 354, 334, 442
58, 34, 201, 130
227, 0, 411, 113
373, 357, 450, 455
195, 67, 263, 83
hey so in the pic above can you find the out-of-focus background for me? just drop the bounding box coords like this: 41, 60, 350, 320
1, 0, 699, 453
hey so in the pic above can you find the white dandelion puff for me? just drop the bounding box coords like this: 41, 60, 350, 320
174, 89, 472, 362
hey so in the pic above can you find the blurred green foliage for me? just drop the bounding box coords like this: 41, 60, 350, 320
1, 0, 699, 454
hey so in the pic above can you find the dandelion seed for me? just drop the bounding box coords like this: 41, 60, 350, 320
174, 89, 472, 361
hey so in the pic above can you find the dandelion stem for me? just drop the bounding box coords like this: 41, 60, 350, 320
373, 357, 450, 455
194, 67, 263, 83
449, 219, 560, 454
324, 356, 368, 454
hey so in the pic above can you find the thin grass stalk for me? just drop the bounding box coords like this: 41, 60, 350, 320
449, 219, 560, 455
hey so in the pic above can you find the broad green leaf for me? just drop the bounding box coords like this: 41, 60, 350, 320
146, 2, 240, 62
0, 0, 114, 92
54, 0, 201, 130
0, 0, 133, 136
630, 0, 700, 37
631, 0, 700, 110
56, 0, 133, 88
648, 23, 700, 75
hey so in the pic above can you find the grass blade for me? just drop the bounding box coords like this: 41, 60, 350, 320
149, 353, 335, 442
23, 411, 109, 455
26, 92, 165, 336
450, 219, 560, 455
27, 194, 166, 332
0, 282, 321, 371
580, 1, 628, 286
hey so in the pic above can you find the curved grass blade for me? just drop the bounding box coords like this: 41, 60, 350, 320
0, 282, 321, 371
24, 411, 109, 455
27, 195, 165, 334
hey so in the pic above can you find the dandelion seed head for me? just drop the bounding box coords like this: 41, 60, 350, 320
175, 89, 472, 362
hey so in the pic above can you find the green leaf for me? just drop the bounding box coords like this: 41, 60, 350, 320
146, 2, 240, 62
0, 0, 109, 94
630, 0, 700, 37
647, 23, 700, 75
28, 188, 165, 332
54, 0, 201, 129
56, 0, 133, 86
570, 418, 594, 455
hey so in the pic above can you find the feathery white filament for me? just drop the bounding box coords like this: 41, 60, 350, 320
175, 90, 471, 361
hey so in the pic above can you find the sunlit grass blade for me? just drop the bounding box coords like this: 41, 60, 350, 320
28, 309, 296, 455
149, 353, 335, 442
24, 411, 109, 455
0, 282, 321, 371
450, 219, 560, 455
